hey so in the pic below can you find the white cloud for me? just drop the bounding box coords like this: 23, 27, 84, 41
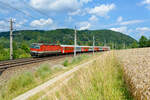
110, 27, 127, 33
140, 0, 150, 10
88, 4, 115, 17
110, 26, 132, 35
30, 18, 53, 27
136, 27, 150, 32
117, 16, 123, 22
30, 0, 92, 12
0, 8, 9, 14
80, 0, 92, 4
120, 20, 144, 25
0, 21, 6, 25
136, 27, 150, 37
89, 15, 98, 21
115, 16, 144, 25
0, 20, 9, 31
65, 16, 74, 22
68, 9, 82, 16
15, 19, 28, 28
78, 21, 91, 30
142, 0, 150, 4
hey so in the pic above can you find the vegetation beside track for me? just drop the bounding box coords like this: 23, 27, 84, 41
0, 54, 91, 100
42, 52, 133, 100
63, 55, 88, 67
0, 42, 31, 61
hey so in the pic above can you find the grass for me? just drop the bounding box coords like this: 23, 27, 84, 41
44, 52, 133, 100
35, 64, 52, 80
63, 54, 89, 67
0, 72, 36, 100
0, 64, 57, 100
0, 54, 91, 100
8, 72, 35, 92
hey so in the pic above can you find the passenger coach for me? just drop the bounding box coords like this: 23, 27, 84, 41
30, 43, 110, 57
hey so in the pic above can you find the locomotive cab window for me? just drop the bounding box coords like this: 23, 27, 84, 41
31, 44, 40, 49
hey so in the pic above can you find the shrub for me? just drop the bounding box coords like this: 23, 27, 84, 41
63, 59, 69, 67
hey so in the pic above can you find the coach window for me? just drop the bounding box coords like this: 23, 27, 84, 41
35, 46, 40, 49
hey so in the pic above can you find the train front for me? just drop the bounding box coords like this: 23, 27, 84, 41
30, 43, 42, 57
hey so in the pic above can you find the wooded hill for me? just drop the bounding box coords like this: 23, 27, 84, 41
0, 29, 136, 49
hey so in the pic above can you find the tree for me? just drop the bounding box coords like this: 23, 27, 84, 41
130, 41, 138, 48
147, 38, 150, 47
0, 44, 3, 50
139, 36, 148, 48
20, 42, 30, 53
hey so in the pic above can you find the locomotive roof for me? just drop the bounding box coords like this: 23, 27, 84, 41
60, 45, 110, 48
32, 43, 59, 46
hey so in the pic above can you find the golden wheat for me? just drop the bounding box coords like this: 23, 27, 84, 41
116, 48, 150, 100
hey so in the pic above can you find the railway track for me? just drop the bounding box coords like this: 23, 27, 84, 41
0, 54, 73, 72
0, 52, 98, 73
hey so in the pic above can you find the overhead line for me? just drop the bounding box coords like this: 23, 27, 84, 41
0, 1, 50, 31
0, 18, 10, 23
22, 1, 50, 18
0, 1, 37, 19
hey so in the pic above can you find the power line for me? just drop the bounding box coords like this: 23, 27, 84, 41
0, 1, 52, 31
0, 1, 37, 19
22, 1, 50, 18
0, 25, 9, 28
0, 18, 8, 22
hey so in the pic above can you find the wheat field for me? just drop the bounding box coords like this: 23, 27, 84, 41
116, 48, 150, 100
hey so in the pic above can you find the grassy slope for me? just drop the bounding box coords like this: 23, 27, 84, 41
44, 52, 133, 100
0, 54, 91, 100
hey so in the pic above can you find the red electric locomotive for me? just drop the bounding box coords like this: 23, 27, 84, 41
30, 43, 110, 57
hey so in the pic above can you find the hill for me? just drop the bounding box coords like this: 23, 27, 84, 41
0, 29, 136, 49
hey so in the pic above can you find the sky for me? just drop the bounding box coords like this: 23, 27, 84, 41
0, 0, 150, 40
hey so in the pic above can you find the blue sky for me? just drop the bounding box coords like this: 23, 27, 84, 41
0, 0, 150, 40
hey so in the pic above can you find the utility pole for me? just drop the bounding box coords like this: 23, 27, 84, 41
9, 18, 14, 60
104, 39, 106, 46
93, 35, 95, 54
74, 26, 77, 57
124, 42, 126, 49
114, 42, 116, 49
112, 42, 114, 50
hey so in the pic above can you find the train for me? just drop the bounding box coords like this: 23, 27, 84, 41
30, 43, 110, 57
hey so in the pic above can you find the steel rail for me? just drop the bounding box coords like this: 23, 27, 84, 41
0, 55, 72, 71
0, 52, 98, 73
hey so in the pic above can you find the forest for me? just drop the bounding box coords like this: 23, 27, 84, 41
0, 28, 145, 61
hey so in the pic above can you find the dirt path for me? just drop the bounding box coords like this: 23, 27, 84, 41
13, 54, 100, 100
38, 75, 74, 100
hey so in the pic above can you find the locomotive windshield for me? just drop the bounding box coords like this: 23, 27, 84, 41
31, 44, 40, 49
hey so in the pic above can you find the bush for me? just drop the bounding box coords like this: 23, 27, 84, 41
63, 59, 69, 67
